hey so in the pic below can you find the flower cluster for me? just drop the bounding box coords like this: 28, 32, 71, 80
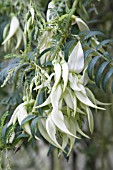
1, 0, 109, 156
7, 39, 106, 155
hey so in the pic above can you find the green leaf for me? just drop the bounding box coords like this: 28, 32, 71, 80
104, 52, 111, 60
112, 82, 113, 93
38, 48, 52, 65
37, 90, 45, 115
95, 61, 109, 87
96, 39, 113, 51
21, 115, 36, 127
84, 49, 94, 59
47, 144, 54, 156
82, 31, 104, 41
13, 63, 29, 87
31, 116, 44, 137
102, 68, 113, 92
88, 56, 101, 80
64, 39, 76, 62
28, 51, 35, 61
43, 61, 53, 66
2, 124, 8, 143
17, 133, 29, 139
0, 111, 8, 126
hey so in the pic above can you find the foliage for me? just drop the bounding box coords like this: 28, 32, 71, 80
0, 0, 113, 159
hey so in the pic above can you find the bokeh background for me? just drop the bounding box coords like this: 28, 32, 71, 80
0, 0, 113, 170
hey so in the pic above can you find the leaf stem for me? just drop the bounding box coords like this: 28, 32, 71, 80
52, 0, 79, 59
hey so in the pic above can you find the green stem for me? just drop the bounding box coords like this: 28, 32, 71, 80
52, 0, 79, 59
0, 151, 3, 170
65, 0, 79, 31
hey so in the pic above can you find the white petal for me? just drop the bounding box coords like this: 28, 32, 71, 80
15, 27, 23, 49
81, 104, 94, 133
51, 109, 78, 138
91, 38, 105, 53
68, 41, 84, 73
2, 16, 19, 44
77, 107, 86, 115
53, 63, 62, 89
17, 106, 27, 125
63, 89, 73, 109
67, 88, 77, 116
46, 1, 55, 21
51, 84, 62, 109
85, 87, 96, 105
79, 68, 89, 86
62, 134, 68, 150
38, 119, 58, 147
96, 100, 111, 106
34, 95, 51, 108
69, 73, 82, 91
75, 90, 105, 110
7, 103, 24, 127
76, 17, 89, 31
75, 121, 90, 138
86, 107, 94, 134
3, 23, 10, 40
35, 135, 40, 140
61, 61, 69, 92
65, 117, 80, 156
34, 84, 43, 90
7, 111, 18, 127
17, 106, 31, 135
46, 116, 62, 149
73, 94, 77, 116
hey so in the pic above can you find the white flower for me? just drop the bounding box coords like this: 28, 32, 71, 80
52, 61, 62, 89
35, 83, 62, 110
76, 17, 89, 31
7, 103, 32, 136
46, 1, 55, 22
2, 15, 19, 45
61, 60, 69, 92
68, 41, 84, 73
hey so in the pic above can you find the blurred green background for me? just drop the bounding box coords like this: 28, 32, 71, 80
0, 0, 113, 170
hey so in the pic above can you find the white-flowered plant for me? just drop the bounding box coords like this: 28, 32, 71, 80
6, 38, 107, 155
0, 0, 112, 156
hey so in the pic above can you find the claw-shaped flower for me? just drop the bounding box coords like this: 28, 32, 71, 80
2, 15, 19, 45
68, 41, 84, 73
7, 103, 32, 136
